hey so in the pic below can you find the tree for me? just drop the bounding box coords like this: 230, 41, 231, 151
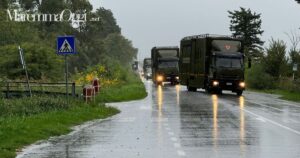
286, 31, 300, 64
286, 30, 300, 78
0, 0, 8, 9
0, 43, 63, 80
228, 7, 264, 58
103, 33, 138, 65
263, 39, 289, 79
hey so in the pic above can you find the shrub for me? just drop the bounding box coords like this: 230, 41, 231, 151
246, 63, 277, 89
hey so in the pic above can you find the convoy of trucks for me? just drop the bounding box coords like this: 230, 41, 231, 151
179, 34, 249, 96
143, 34, 249, 96
151, 46, 180, 85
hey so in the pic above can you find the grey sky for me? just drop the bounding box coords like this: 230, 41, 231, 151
90, 0, 300, 61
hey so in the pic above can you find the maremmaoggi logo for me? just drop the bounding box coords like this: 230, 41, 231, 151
6, 9, 89, 23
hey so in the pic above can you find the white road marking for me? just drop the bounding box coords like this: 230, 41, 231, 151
246, 100, 283, 112
166, 127, 171, 131
171, 137, 178, 142
116, 117, 136, 122
220, 100, 300, 136
247, 101, 299, 123
244, 109, 300, 136
168, 132, 175, 136
255, 117, 266, 123
177, 150, 186, 156
281, 101, 300, 108
151, 118, 169, 122
174, 143, 181, 148
140, 106, 151, 110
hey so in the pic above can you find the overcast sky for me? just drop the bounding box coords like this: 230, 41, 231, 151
90, 0, 300, 61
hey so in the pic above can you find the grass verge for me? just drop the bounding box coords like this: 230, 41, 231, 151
0, 76, 147, 158
249, 89, 300, 102
96, 82, 147, 103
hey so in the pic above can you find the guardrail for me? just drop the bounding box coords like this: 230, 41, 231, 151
1, 81, 82, 99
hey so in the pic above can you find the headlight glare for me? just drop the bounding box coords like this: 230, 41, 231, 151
239, 82, 245, 88
213, 81, 219, 87
157, 75, 163, 82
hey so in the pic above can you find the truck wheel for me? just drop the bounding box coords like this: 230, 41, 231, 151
187, 86, 196, 92
205, 87, 211, 93
237, 90, 243, 96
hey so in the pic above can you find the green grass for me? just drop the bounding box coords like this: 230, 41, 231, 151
249, 89, 300, 102
96, 82, 147, 103
0, 77, 147, 158
0, 102, 119, 158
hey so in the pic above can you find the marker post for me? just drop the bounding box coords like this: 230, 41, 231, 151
19, 46, 32, 97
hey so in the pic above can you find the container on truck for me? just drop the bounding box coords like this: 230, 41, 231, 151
179, 34, 250, 95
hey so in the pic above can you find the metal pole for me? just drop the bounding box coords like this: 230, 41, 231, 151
20, 47, 32, 97
65, 55, 69, 103
24, 66, 32, 97
293, 72, 295, 81
72, 82, 76, 97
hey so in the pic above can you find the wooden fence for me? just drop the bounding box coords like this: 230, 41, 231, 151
1, 81, 82, 99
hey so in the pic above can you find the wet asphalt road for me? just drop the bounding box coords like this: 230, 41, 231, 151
17, 81, 300, 158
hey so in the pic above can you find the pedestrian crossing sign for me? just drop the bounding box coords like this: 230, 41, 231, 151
57, 36, 76, 55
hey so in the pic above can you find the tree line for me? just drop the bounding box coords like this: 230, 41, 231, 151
0, 0, 137, 81
229, 7, 300, 91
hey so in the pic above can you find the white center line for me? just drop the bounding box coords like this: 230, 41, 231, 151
171, 137, 178, 142
220, 99, 300, 136
177, 150, 186, 157
168, 132, 175, 136
244, 109, 300, 136
174, 143, 181, 148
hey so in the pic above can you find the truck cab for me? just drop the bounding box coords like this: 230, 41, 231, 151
151, 47, 180, 85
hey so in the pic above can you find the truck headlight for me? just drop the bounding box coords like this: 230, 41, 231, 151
239, 82, 245, 88
157, 75, 163, 82
212, 81, 219, 87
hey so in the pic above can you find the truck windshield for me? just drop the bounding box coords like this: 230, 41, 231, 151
158, 61, 178, 68
216, 57, 243, 68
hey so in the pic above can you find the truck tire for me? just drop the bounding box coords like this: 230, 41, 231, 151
187, 86, 197, 92
157, 82, 163, 86
205, 86, 211, 93
237, 90, 243, 96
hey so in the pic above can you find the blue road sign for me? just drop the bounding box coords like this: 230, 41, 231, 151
57, 36, 76, 55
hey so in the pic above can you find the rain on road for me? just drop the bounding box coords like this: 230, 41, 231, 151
18, 81, 300, 158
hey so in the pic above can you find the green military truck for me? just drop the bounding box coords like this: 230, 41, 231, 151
151, 46, 180, 85
143, 58, 152, 80
179, 34, 250, 95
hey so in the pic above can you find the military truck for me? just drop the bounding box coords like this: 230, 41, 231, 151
151, 46, 180, 85
143, 58, 152, 80
179, 34, 250, 95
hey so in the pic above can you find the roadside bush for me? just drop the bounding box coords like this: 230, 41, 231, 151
246, 63, 277, 89
278, 77, 300, 93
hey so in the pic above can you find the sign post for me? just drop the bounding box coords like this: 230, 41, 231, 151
57, 36, 76, 102
19, 46, 32, 97
293, 64, 298, 81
